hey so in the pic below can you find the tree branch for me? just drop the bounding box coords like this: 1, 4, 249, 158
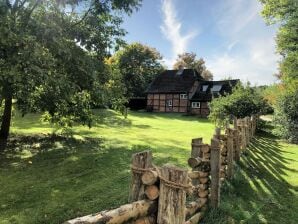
23, 0, 42, 27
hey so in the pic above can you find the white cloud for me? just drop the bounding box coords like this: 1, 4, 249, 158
206, 0, 279, 85
160, 0, 197, 68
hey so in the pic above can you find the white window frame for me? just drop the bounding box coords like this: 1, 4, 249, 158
166, 99, 173, 107
180, 94, 188, 99
191, 102, 200, 108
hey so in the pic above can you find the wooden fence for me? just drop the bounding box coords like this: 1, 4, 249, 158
64, 115, 257, 224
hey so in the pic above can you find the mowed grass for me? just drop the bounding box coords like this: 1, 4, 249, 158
203, 132, 298, 224
0, 110, 214, 224
0, 110, 297, 224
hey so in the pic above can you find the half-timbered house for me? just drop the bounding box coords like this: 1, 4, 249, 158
146, 68, 239, 116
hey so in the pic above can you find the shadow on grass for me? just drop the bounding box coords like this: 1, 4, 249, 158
202, 132, 298, 224
0, 134, 183, 224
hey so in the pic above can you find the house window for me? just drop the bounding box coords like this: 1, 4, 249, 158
166, 99, 172, 107
202, 85, 209, 92
180, 94, 188, 99
192, 102, 200, 108
211, 84, 222, 92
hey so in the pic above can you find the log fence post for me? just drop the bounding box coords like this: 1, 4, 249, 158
233, 117, 240, 162
157, 165, 188, 224
226, 128, 234, 179
245, 117, 250, 146
130, 151, 153, 202
190, 138, 202, 185
210, 136, 221, 208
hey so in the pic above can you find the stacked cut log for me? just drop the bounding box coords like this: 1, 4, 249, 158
186, 138, 210, 223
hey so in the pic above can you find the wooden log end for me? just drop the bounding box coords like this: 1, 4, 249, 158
199, 177, 209, 184
198, 189, 209, 198
145, 185, 159, 200
142, 170, 158, 185
188, 157, 202, 168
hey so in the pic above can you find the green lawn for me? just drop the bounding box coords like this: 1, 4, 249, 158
0, 110, 297, 224
203, 132, 298, 224
0, 110, 214, 224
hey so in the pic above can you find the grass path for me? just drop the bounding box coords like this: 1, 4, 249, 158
0, 110, 297, 224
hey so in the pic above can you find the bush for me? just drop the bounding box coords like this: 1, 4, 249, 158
208, 83, 269, 127
273, 87, 298, 143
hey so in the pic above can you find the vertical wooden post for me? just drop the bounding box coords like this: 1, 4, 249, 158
226, 128, 234, 179
190, 138, 203, 185
157, 165, 188, 224
130, 151, 153, 202
250, 115, 255, 138
214, 127, 221, 139
238, 119, 245, 150
245, 117, 250, 146
233, 117, 240, 162
210, 137, 221, 208
191, 138, 203, 158
252, 115, 257, 136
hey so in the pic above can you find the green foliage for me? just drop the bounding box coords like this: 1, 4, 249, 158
261, 84, 282, 107
111, 42, 164, 97
0, 0, 141, 135
259, 0, 298, 143
173, 52, 213, 80
208, 83, 268, 127
274, 87, 298, 143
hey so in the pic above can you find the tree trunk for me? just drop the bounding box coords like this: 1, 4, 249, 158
0, 92, 12, 151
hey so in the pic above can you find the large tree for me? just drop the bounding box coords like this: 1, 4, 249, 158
0, 0, 141, 149
259, 0, 298, 143
173, 52, 213, 80
111, 42, 164, 97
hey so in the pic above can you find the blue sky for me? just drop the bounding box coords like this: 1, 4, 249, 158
122, 0, 280, 85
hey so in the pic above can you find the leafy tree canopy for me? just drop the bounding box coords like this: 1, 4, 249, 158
0, 0, 141, 147
110, 42, 164, 97
208, 83, 269, 127
173, 52, 213, 80
259, 0, 298, 142
259, 0, 298, 81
